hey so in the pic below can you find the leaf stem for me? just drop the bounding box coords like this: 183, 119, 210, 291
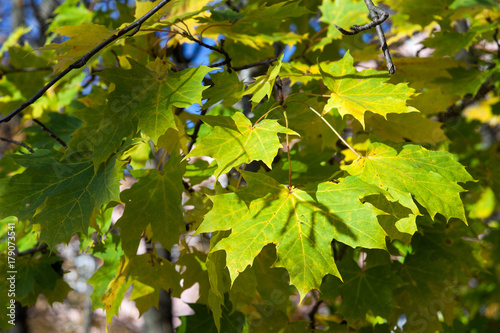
305, 103, 360, 158
33, 119, 68, 149
283, 110, 292, 189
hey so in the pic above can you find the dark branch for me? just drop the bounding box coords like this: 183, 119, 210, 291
334, 2, 388, 35
0, 0, 172, 124
308, 296, 324, 330
181, 31, 233, 72
231, 57, 278, 71
33, 119, 68, 149
334, 0, 395, 74
187, 109, 209, 152
0, 137, 35, 153
493, 28, 500, 59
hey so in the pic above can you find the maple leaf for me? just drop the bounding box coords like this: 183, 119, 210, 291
314, 0, 370, 51
39, 22, 116, 73
203, 71, 245, 108
358, 112, 448, 146
114, 157, 185, 257
98, 59, 211, 144
321, 254, 400, 321
68, 61, 211, 167
244, 53, 283, 106
320, 52, 418, 128
198, 171, 387, 299
88, 235, 123, 311
343, 142, 474, 223
186, 112, 298, 179
0, 150, 123, 248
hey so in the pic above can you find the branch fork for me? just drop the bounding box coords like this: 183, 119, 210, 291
334, 0, 395, 74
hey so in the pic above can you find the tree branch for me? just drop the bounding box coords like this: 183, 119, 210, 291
32, 119, 68, 148
0, 0, 172, 124
187, 109, 209, 152
231, 57, 278, 71
181, 31, 233, 72
0, 137, 34, 153
335, 0, 395, 74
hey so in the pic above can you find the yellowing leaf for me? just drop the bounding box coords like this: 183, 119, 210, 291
186, 112, 297, 179
314, 0, 369, 51
40, 23, 117, 73
198, 172, 387, 300
359, 112, 448, 146
343, 142, 474, 223
102, 254, 181, 322
320, 52, 417, 128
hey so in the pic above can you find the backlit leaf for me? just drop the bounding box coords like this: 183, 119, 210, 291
320, 52, 417, 128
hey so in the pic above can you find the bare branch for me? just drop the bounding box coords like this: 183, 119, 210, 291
335, 0, 395, 74
0, 137, 34, 153
32, 119, 68, 148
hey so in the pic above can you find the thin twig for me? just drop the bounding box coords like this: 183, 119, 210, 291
0, 137, 35, 153
179, 28, 233, 72
287, 100, 360, 158
32, 119, 68, 148
334, 1, 388, 35
0, 0, 172, 124
231, 58, 277, 71
308, 297, 324, 330
308, 106, 360, 158
334, 0, 395, 74
187, 109, 209, 152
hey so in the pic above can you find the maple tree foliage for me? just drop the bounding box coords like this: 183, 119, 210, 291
1, 0, 500, 331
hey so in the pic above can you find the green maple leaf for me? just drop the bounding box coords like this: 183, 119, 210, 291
186, 112, 298, 179
205, 231, 231, 330
397, 0, 454, 27
68, 61, 211, 168
203, 71, 244, 108
314, 0, 369, 51
0, 150, 123, 248
198, 172, 387, 299
114, 157, 185, 257
320, 52, 417, 128
321, 256, 399, 320
16, 255, 68, 301
67, 107, 136, 169
99, 59, 212, 144
343, 142, 474, 223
